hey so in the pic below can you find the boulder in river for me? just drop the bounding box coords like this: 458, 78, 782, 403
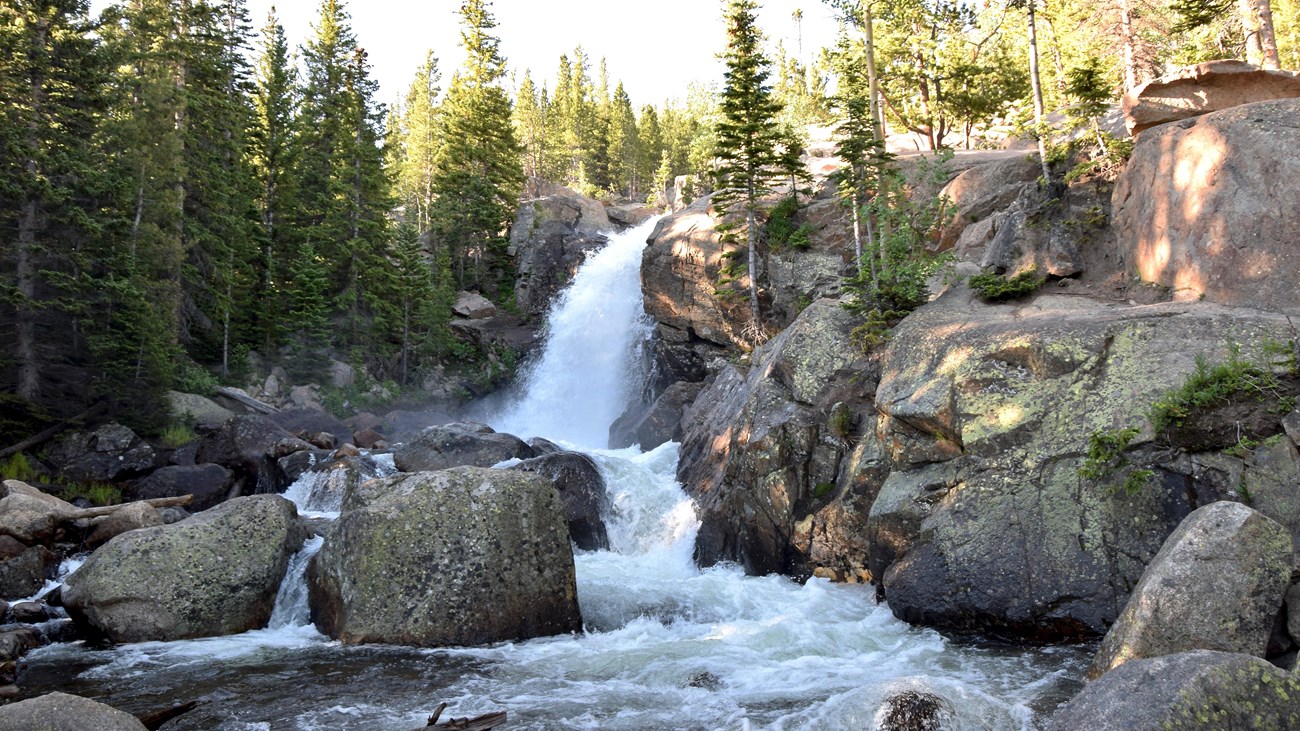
195, 415, 313, 495
392, 421, 535, 472
0, 691, 147, 731
1088, 501, 1292, 678
308, 466, 581, 647
62, 494, 305, 643
1048, 650, 1300, 731
509, 452, 609, 551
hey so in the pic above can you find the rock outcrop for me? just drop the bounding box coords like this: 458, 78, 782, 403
125, 463, 233, 512
509, 452, 609, 551
0, 692, 148, 731
1122, 60, 1300, 136
609, 381, 703, 451
195, 415, 314, 495
45, 424, 156, 484
1088, 502, 1291, 677
510, 185, 611, 320
62, 494, 304, 643
678, 299, 876, 578
1047, 651, 1300, 730
866, 290, 1298, 640
1113, 98, 1300, 313
308, 467, 581, 646
392, 422, 535, 472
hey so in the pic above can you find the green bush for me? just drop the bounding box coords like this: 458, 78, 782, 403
63, 481, 122, 507
969, 267, 1046, 302
0, 453, 38, 482
1148, 344, 1288, 433
765, 196, 814, 250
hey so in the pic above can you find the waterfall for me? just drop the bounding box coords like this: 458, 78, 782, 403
269, 536, 324, 628
494, 217, 660, 448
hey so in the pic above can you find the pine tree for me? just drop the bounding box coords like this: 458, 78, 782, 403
249, 7, 299, 352
605, 82, 640, 197
430, 0, 524, 297
392, 51, 441, 235
513, 69, 547, 182
713, 0, 786, 336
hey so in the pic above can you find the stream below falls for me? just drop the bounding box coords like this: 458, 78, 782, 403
20, 218, 1091, 729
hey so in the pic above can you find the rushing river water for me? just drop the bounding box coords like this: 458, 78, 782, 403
21, 218, 1089, 729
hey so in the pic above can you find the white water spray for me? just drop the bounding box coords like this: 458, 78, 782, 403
494, 217, 659, 448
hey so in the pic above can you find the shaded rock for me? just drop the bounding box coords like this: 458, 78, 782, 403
125, 464, 233, 512
393, 422, 535, 472
0, 692, 147, 731
453, 291, 497, 319
352, 428, 386, 449
0, 626, 42, 662
1122, 60, 1300, 136
678, 299, 875, 578
286, 384, 323, 411
382, 409, 455, 442
937, 155, 1040, 251
166, 391, 235, 431
1047, 651, 1300, 731
83, 502, 164, 550
0, 546, 58, 600
1241, 436, 1300, 568
609, 381, 703, 451
876, 690, 953, 731
269, 408, 351, 447
344, 411, 383, 433
10, 601, 52, 623
510, 452, 609, 550
45, 424, 156, 484
329, 359, 356, 389
1113, 98, 1300, 313
868, 291, 1299, 640
510, 186, 612, 319
308, 467, 581, 647
1089, 502, 1291, 678
1287, 581, 1300, 644
606, 203, 655, 228
62, 495, 304, 643
526, 437, 565, 455
276, 449, 335, 484
448, 315, 538, 361
195, 415, 313, 495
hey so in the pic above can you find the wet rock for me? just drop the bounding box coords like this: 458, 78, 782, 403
0, 546, 58, 600
0, 626, 42, 662
352, 428, 386, 449
876, 690, 953, 731
9, 601, 51, 624
125, 464, 233, 513
83, 502, 164, 550
195, 415, 313, 495
678, 299, 872, 578
1114, 98, 1300, 314
509, 452, 609, 551
867, 291, 1299, 640
1089, 502, 1291, 678
334, 443, 360, 458
62, 495, 305, 643
393, 422, 535, 473
1122, 60, 1300, 136
0, 691, 148, 731
609, 381, 702, 451
309, 467, 581, 647
1048, 651, 1300, 731
686, 671, 722, 690
39, 618, 81, 644
526, 437, 564, 455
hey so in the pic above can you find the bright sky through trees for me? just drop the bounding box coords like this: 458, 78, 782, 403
91, 0, 842, 105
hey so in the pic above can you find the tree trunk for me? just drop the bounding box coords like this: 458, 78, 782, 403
851, 192, 864, 275
1256, 0, 1281, 69
746, 205, 761, 331
863, 2, 884, 144
1026, 0, 1053, 186
1117, 0, 1139, 91
1239, 0, 1265, 66
16, 19, 49, 403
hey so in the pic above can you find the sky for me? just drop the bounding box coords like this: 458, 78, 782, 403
91, 0, 848, 108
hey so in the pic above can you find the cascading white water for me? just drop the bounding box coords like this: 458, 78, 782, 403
20, 215, 1089, 729
494, 217, 660, 447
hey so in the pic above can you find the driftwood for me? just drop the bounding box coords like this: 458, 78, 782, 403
67, 495, 193, 521
418, 702, 508, 731
214, 386, 278, 415
136, 700, 201, 730
0, 401, 107, 461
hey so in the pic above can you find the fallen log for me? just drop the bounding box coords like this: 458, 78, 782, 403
66, 494, 193, 520
418, 702, 508, 730
213, 387, 278, 415
0, 401, 107, 461
136, 700, 201, 730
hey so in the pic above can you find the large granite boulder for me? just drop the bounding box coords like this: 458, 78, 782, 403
392, 422, 535, 472
0, 692, 147, 731
1048, 651, 1300, 731
1088, 502, 1291, 677
166, 391, 235, 431
510, 185, 611, 319
678, 299, 877, 579
62, 495, 305, 643
452, 290, 497, 320
1113, 98, 1300, 314
937, 155, 1041, 252
45, 424, 156, 484
867, 290, 1298, 640
0, 481, 75, 545
509, 452, 609, 551
1122, 60, 1300, 136
125, 463, 233, 512
195, 415, 313, 495
308, 467, 581, 646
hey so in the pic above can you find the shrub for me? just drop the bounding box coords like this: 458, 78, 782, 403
969, 267, 1047, 302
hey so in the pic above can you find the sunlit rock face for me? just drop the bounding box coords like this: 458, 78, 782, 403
1122, 60, 1300, 136
867, 289, 1298, 640
1113, 98, 1300, 315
